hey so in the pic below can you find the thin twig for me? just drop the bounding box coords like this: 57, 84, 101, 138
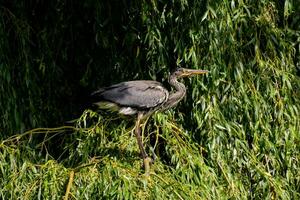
64, 170, 75, 200
143, 157, 152, 178
2, 126, 77, 144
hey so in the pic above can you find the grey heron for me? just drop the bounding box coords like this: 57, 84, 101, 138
91, 68, 208, 169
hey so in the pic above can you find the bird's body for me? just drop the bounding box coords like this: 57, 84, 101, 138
91, 68, 208, 173
92, 80, 169, 115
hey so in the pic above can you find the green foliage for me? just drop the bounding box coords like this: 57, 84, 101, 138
1, 0, 300, 199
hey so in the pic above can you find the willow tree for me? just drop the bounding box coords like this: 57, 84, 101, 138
1, 0, 300, 199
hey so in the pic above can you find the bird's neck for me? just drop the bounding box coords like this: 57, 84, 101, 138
163, 76, 186, 110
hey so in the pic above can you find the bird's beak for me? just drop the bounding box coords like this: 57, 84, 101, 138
181, 69, 209, 77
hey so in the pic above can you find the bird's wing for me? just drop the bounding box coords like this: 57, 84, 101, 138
91, 80, 169, 109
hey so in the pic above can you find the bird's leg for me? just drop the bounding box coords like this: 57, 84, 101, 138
135, 113, 148, 159
135, 113, 152, 175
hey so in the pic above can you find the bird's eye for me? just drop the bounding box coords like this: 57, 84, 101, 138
176, 68, 183, 73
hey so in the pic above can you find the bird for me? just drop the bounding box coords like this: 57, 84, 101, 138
91, 68, 208, 170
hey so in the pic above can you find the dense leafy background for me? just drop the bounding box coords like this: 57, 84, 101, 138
1, 0, 300, 199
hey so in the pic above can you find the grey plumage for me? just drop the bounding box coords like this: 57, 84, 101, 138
91, 68, 208, 168
91, 80, 169, 114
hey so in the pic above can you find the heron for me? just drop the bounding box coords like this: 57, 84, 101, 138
91, 68, 208, 170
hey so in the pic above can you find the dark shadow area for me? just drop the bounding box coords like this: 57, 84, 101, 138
0, 0, 146, 135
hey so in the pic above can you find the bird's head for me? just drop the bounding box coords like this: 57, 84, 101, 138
172, 68, 209, 78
